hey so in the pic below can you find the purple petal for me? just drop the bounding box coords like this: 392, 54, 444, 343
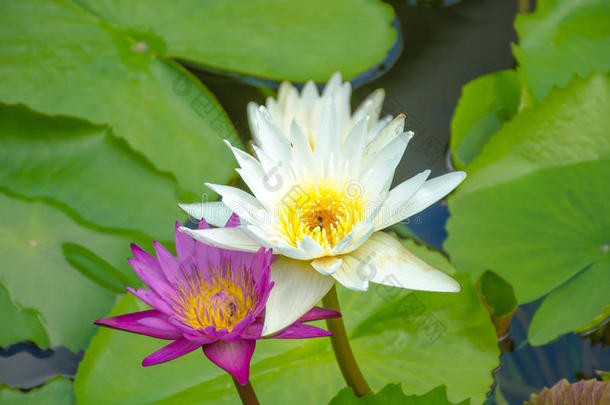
130, 244, 161, 272
198, 218, 211, 230
154, 241, 182, 285
212, 315, 255, 342
224, 213, 241, 228
272, 323, 332, 339
174, 221, 196, 263
142, 338, 201, 366
182, 331, 217, 345
95, 310, 181, 340
194, 219, 221, 272
126, 286, 173, 314
127, 258, 173, 298
242, 322, 264, 339
298, 307, 341, 323
202, 339, 256, 385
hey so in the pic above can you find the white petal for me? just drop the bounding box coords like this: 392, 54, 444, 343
350, 232, 460, 292
397, 171, 467, 220
314, 97, 340, 163
322, 72, 343, 97
365, 114, 405, 158
178, 226, 261, 253
253, 106, 292, 161
331, 254, 370, 291
352, 88, 385, 127
311, 256, 343, 275
361, 135, 410, 196
272, 235, 326, 261
205, 183, 267, 226
178, 202, 233, 226
332, 221, 374, 255
263, 257, 334, 336
277, 80, 296, 110
369, 115, 393, 141
373, 169, 431, 230
341, 117, 368, 174
290, 119, 314, 171
235, 168, 274, 208
224, 140, 264, 178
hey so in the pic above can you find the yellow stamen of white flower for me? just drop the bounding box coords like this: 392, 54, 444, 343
276, 183, 366, 249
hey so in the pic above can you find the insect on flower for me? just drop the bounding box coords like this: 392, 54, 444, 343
95, 216, 339, 385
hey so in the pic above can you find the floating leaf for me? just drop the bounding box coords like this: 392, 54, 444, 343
0, 376, 74, 405
529, 256, 610, 346
0, 0, 238, 194
525, 378, 610, 405
72, 0, 397, 82
0, 283, 49, 348
450, 70, 521, 170
445, 74, 610, 345
0, 192, 139, 350
0, 104, 182, 242
477, 271, 517, 338
328, 384, 470, 405
74, 240, 498, 405
514, 0, 610, 102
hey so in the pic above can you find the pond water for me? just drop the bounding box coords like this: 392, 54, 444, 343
2, 0, 608, 403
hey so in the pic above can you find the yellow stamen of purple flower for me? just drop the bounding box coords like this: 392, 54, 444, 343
171, 264, 257, 332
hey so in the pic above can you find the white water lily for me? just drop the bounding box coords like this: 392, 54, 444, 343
179, 72, 466, 335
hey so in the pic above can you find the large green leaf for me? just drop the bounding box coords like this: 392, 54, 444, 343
0, 283, 49, 348
0, 104, 182, 242
0, 0, 237, 195
529, 255, 610, 345
0, 192, 140, 351
450, 70, 521, 170
0, 377, 75, 405
445, 74, 610, 344
74, 242, 498, 405
514, 0, 610, 102
72, 0, 397, 82
328, 384, 470, 405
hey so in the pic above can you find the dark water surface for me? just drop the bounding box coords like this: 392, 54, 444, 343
2, 0, 608, 403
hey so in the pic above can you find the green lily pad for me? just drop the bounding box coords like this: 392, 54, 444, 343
445, 74, 610, 345
476, 271, 517, 338
450, 70, 522, 170
0, 377, 75, 405
0, 0, 238, 195
72, 0, 397, 82
529, 255, 610, 346
0, 104, 182, 242
0, 192, 139, 351
74, 240, 498, 405
514, 0, 610, 102
0, 283, 49, 348
328, 384, 470, 405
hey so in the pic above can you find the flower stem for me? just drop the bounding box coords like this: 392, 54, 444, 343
232, 377, 260, 405
322, 285, 372, 397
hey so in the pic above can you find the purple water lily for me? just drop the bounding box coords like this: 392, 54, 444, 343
96, 215, 339, 384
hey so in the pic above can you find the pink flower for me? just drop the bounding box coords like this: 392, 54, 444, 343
95, 215, 339, 384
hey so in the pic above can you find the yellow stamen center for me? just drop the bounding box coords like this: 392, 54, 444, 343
170, 267, 256, 332
277, 183, 365, 249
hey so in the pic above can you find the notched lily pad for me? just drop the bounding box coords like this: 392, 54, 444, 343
445, 74, 610, 345
328, 384, 470, 405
